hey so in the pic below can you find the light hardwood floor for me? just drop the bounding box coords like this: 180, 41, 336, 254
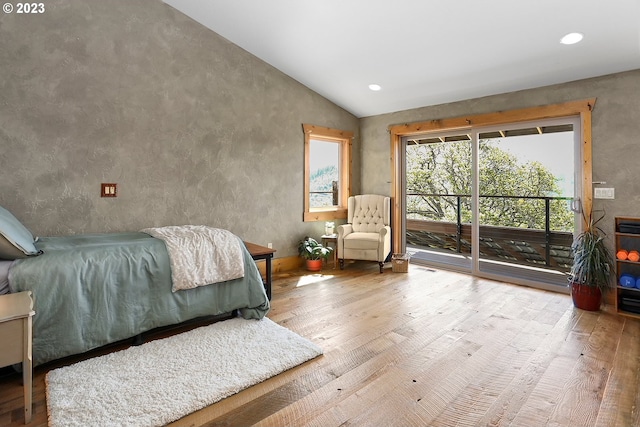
1, 262, 639, 426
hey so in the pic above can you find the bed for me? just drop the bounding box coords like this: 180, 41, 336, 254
0, 206, 270, 366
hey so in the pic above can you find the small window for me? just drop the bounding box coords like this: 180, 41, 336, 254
302, 124, 353, 222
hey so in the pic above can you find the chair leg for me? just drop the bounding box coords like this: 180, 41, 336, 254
339, 259, 344, 270
378, 262, 384, 273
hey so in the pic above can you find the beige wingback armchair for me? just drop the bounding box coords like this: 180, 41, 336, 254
337, 194, 391, 273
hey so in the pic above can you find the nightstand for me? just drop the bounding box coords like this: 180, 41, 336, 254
0, 291, 35, 423
244, 242, 276, 300
321, 234, 338, 269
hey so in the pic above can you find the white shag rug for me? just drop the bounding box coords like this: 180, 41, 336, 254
46, 317, 323, 427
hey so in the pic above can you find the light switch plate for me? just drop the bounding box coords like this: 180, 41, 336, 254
101, 183, 117, 197
594, 187, 614, 199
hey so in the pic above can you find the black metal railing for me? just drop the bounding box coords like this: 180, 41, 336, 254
406, 192, 575, 269
310, 181, 339, 207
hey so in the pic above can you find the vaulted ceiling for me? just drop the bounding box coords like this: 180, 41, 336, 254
164, 0, 640, 118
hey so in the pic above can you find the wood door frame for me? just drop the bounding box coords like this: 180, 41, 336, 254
389, 98, 596, 254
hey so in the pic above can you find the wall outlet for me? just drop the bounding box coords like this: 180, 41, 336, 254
267, 242, 273, 249
594, 187, 615, 199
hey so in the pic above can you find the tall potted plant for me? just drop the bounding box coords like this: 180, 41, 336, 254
298, 237, 333, 271
568, 208, 613, 311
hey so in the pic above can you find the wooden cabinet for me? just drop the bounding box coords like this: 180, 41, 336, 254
614, 217, 640, 319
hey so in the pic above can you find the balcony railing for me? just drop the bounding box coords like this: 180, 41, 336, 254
310, 181, 339, 207
406, 193, 574, 271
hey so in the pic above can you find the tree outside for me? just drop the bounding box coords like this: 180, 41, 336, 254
406, 139, 574, 232
310, 165, 338, 208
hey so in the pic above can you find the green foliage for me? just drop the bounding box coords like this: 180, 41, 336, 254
310, 165, 338, 191
568, 209, 613, 290
297, 237, 333, 260
310, 165, 338, 208
406, 140, 574, 232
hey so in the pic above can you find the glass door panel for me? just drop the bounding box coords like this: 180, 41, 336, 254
404, 132, 473, 271
475, 119, 578, 288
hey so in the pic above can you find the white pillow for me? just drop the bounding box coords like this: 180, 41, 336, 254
0, 205, 40, 260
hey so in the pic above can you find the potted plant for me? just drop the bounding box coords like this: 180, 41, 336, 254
298, 236, 333, 271
568, 208, 614, 311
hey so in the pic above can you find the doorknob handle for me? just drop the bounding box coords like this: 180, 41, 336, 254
571, 198, 582, 213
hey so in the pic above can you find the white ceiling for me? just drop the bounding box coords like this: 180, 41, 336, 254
164, 0, 640, 118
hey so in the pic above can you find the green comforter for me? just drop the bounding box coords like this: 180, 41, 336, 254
8, 232, 270, 366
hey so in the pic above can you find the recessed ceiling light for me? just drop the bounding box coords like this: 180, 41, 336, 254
560, 32, 583, 45
368, 84, 382, 91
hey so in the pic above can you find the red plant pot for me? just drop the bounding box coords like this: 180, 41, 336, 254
306, 259, 323, 272
570, 281, 602, 311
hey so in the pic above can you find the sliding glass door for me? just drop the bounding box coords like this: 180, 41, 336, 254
405, 130, 473, 271
403, 117, 581, 290
474, 118, 580, 289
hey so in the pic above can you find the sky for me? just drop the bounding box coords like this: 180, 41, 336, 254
310, 139, 339, 171
490, 131, 575, 197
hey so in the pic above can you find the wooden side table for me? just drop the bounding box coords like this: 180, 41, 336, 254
0, 291, 35, 424
321, 234, 338, 269
244, 242, 276, 300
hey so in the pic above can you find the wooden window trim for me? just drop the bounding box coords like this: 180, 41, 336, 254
303, 124, 353, 222
389, 98, 596, 253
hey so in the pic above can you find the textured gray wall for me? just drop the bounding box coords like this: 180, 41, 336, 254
0, 0, 359, 257
360, 69, 640, 252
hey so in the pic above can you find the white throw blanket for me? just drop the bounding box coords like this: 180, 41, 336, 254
141, 225, 245, 292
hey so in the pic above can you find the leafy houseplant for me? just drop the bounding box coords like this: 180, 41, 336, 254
568, 208, 614, 311
298, 237, 333, 271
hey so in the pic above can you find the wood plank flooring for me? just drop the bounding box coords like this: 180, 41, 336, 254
1, 262, 638, 426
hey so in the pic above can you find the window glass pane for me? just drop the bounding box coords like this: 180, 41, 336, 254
477, 125, 576, 278
310, 139, 339, 208
405, 138, 472, 259
479, 127, 575, 232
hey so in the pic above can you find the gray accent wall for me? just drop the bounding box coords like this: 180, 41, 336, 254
0, 0, 359, 257
360, 69, 640, 253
